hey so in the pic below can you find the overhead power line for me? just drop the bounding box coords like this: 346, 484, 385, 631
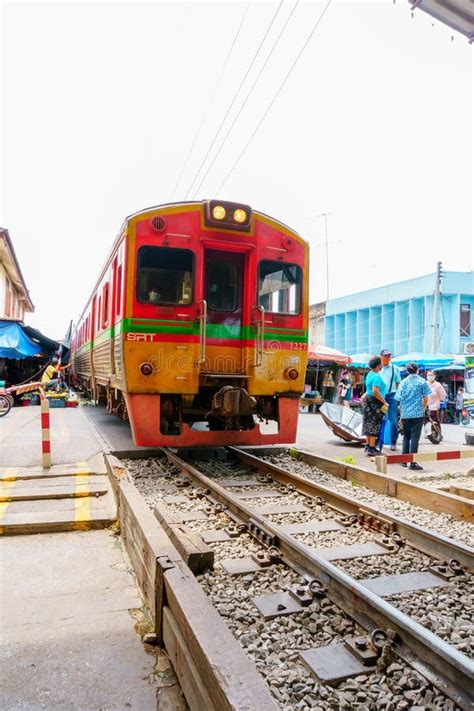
215, 0, 332, 194
184, 0, 285, 200
192, 0, 299, 199
170, 1, 251, 200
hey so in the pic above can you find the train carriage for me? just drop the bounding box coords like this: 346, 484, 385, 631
71, 200, 309, 446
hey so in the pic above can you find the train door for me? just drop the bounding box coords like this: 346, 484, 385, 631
203, 250, 244, 373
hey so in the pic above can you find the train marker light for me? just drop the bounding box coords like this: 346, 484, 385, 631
140, 362, 154, 376
286, 368, 299, 380
212, 205, 226, 220
233, 208, 247, 223
204, 200, 252, 232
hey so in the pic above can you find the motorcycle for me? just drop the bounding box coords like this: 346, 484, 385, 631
397, 411, 442, 445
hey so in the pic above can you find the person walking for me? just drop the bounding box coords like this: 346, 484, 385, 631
455, 387, 464, 424
338, 370, 353, 408
426, 371, 447, 433
379, 349, 401, 451
362, 356, 388, 456
395, 361, 431, 470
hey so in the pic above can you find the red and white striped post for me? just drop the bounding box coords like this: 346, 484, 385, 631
39, 388, 51, 469
376, 449, 474, 472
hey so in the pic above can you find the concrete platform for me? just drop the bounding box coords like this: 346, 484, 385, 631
0, 409, 116, 535
0, 530, 169, 710
0, 407, 104, 468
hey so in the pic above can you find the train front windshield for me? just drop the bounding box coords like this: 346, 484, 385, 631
136, 246, 193, 305
258, 260, 302, 314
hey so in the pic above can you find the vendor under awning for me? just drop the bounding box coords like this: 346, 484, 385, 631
0, 320, 61, 389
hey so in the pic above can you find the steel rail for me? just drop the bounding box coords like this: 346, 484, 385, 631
228, 447, 474, 570
163, 448, 474, 710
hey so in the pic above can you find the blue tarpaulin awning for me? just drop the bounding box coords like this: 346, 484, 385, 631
0, 321, 42, 359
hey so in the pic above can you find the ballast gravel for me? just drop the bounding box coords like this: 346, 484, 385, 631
123, 455, 466, 709
262, 453, 474, 547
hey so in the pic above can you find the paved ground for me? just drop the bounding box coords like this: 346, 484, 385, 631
0, 406, 184, 710
297, 411, 474, 481
0, 407, 103, 468
0, 530, 166, 711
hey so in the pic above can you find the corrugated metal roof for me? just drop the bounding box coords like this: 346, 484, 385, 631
409, 0, 474, 41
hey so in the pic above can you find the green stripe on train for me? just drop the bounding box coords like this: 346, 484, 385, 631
76, 319, 307, 348
122, 318, 307, 342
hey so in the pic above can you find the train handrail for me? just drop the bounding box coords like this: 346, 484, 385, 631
197, 299, 207, 367
252, 305, 265, 367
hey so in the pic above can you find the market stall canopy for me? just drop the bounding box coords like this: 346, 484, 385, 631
347, 353, 372, 369
0, 320, 42, 359
22, 325, 59, 354
308, 345, 352, 365
392, 352, 455, 370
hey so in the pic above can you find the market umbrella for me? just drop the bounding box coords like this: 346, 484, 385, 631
347, 353, 372, 368
308, 345, 352, 365
392, 352, 455, 370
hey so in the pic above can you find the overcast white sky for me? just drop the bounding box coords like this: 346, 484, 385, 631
1, 0, 472, 338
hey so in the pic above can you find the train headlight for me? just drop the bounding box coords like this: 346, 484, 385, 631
204, 200, 252, 232
140, 362, 154, 376
233, 208, 247, 223
212, 205, 226, 220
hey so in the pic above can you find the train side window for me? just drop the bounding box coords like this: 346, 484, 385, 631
116, 265, 122, 316
258, 260, 302, 315
136, 247, 193, 305
97, 297, 102, 331
206, 261, 238, 311
102, 283, 110, 328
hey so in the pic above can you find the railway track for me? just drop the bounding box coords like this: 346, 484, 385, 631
123, 448, 473, 710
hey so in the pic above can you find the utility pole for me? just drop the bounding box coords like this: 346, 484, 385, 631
431, 261, 443, 353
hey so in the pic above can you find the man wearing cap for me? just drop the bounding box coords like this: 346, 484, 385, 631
380, 350, 401, 451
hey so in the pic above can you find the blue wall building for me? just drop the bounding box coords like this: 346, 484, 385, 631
325, 271, 474, 356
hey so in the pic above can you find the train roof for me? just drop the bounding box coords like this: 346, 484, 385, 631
122, 200, 308, 246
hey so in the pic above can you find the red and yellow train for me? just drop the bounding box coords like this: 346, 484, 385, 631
71, 200, 309, 446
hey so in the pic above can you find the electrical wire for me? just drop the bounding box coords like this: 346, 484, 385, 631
215, 0, 332, 194
184, 0, 285, 200
192, 0, 299, 199
170, 1, 251, 200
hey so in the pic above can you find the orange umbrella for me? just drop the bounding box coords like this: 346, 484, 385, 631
308, 345, 352, 365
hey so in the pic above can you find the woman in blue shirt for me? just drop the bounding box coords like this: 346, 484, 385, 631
362, 356, 388, 456
395, 361, 432, 470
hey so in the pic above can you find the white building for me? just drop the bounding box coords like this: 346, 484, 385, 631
0, 228, 34, 321
308, 301, 326, 346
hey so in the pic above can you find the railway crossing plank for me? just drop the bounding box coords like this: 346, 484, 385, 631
0, 507, 113, 535
0, 480, 108, 502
